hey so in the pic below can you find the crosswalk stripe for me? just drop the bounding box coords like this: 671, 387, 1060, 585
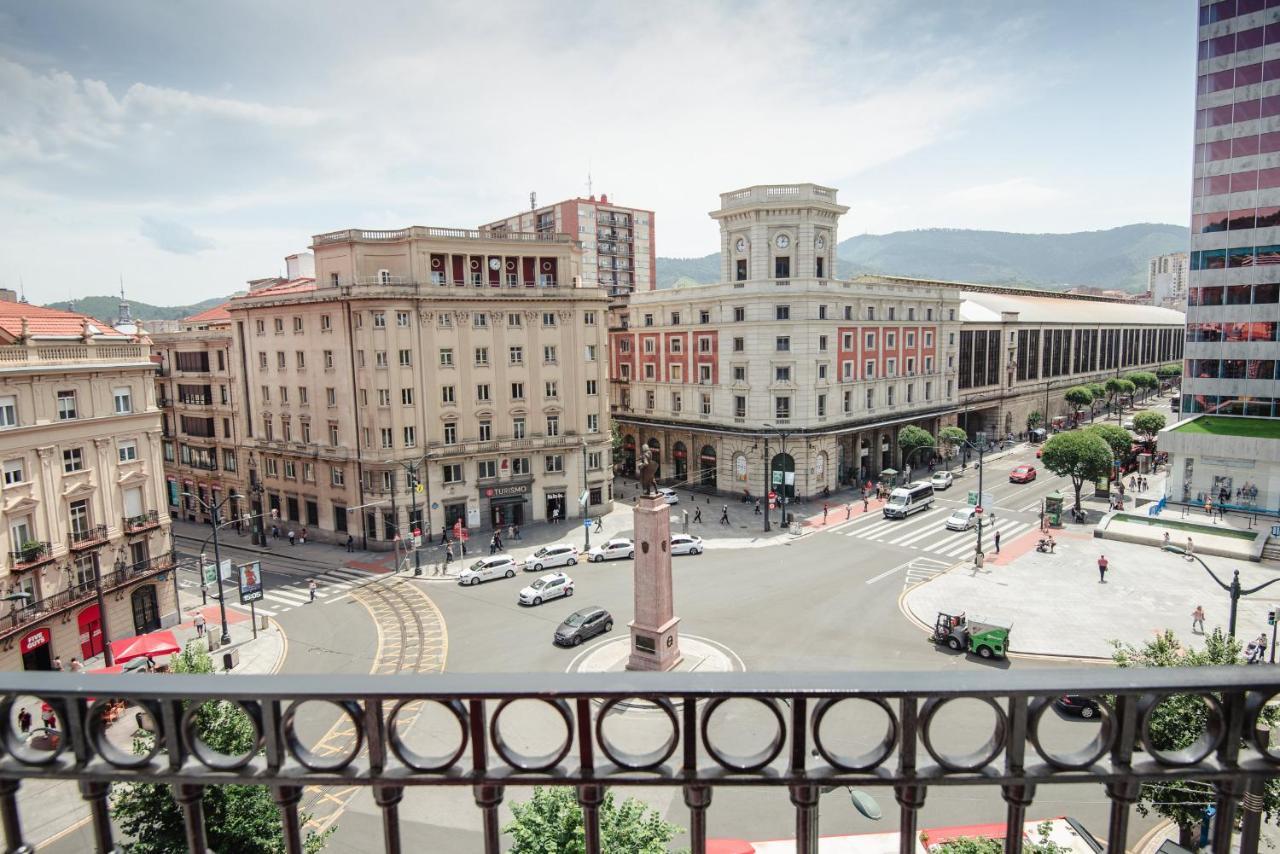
328, 568, 376, 580
891, 522, 957, 547
228, 602, 277, 617
264, 590, 309, 605
869, 509, 949, 540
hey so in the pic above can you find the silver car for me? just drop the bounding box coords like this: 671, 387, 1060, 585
518, 572, 575, 606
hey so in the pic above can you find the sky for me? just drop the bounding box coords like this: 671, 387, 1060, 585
0, 1, 1196, 305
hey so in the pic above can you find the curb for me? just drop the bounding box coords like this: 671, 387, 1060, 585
895, 559, 1113, 665
1132, 819, 1176, 854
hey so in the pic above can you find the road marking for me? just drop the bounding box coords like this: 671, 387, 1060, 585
865, 559, 918, 585
228, 603, 277, 617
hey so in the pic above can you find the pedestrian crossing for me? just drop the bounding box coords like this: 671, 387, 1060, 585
224, 567, 380, 617
840, 509, 1035, 559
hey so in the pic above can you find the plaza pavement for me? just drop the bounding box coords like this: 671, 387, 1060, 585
902, 524, 1280, 660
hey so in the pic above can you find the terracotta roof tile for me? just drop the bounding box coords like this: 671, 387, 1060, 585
0, 301, 129, 342
184, 303, 233, 323
229, 278, 317, 302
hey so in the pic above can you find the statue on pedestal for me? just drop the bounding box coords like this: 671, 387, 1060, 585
639, 445, 658, 497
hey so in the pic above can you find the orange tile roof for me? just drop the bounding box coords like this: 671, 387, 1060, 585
184, 303, 232, 323
0, 301, 128, 343
229, 278, 317, 301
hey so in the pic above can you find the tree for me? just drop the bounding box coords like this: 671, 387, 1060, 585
1156, 363, 1182, 381
1131, 411, 1167, 441
111, 645, 332, 854
925, 821, 1073, 854
938, 426, 968, 463
1088, 423, 1132, 464
504, 787, 682, 854
897, 425, 935, 473
1026, 411, 1043, 430
1063, 387, 1095, 424
1125, 371, 1159, 402
1086, 383, 1106, 417
1039, 430, 1112, 512
1112, 629, 1280, 849
1104, 377, 1135, 418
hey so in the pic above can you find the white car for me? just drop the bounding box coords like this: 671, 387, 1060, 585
588, 538, 634, 562
670, 534, 704, 555
518, 572, 574, 606
523, 543, 579, 572
457, 555, 519, 586
658, 488, 679, 505
930, 471, 954, 490
945, 508, 977, 531
1122, 419, 1135, 431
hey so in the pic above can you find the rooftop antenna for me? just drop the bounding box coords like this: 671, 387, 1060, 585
586, 164, 593, 198
530, 191, 537, 211
17, 276, 25, 304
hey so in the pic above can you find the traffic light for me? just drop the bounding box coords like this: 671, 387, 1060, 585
1269, 610, 1276, 627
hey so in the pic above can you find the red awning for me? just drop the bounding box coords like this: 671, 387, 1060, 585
87, 664, 126, 674
110, 629, 181, 663
707, 841, 755, 854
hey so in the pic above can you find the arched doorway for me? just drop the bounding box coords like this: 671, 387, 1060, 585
622, 434, 637, 476
769, 452, 796, 499
699, 445, 717, 488
78, 604, 103, 660
131, 585, 160, 635
646, 438, 661, 478
672, 442, 688, 483
815, 451, 828, 486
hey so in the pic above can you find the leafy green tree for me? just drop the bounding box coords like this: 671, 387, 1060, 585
504, 787, 682, 854
1125, 371, 1159, 402
1156, 363, 1182, 381
1086, 383, 1107, 416
925, 821, 1073, 854
897, 425, 935, 473
1063, 387, 1095, 423
1088, 423, 1133, 464
1039, 430, 1112, 512
1026, 411, 1043, 430
1104, 377, 1135, 418
111, 645, 332, 854
1131, 411, 1167, 441
1112, 630, 1280, 849
938, 426, 968, 463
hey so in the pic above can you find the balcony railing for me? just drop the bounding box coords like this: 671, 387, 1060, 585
312, 226, 574, 245
123, 510, 161, 534
0, 666, 1276, 854
0, 343, 149, 370
67, 524, 109, 551
0, 555, 175, 642
8, 541, 53, 572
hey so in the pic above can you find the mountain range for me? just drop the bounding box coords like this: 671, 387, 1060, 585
657, 223, 1190, 293
43, 296, 228, 322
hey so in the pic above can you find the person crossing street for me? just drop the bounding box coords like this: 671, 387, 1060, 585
719, 505, 730, 525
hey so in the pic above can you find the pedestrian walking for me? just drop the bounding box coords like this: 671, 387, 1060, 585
823, 502, 829, 522
507, 524, 515, 541
1186, 537, 1195, 560
346, 535, 355, 553
308, 579, 317, 602
299, 526, 308, 544
40, 705, 54, 730
17, 708, 31, 735
754, 499, 761, 515
994, 529, 1001, 554
1192, 605, 1205, 634
1205, 497, 1213, 516
719, 505, 730, 525
846, 503, 852, 520
494, 533, 503, 551
1097, 554, 1108, 583
194, 612, 206, 637
288, 529, 296, 546
52, 656, 62, 672
594, 516, 603, 533
445, 543, 454, 565
272, 523, 280, 539
863, 493, 870, 513
692, 507, 702, 524
69, 658, 82, 673
489, 534, 497, 555
514, 525, 521, 540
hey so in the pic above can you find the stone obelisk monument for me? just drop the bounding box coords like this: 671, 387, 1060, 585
627, 448, 682, 671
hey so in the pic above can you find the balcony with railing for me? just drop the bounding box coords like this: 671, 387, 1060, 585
0, 343, 151, 371
312, 226, 574, 246
8, 541, 53, 572
67, 524, 109, 551
0, 666, 1275, 854
123, 510, 161, 534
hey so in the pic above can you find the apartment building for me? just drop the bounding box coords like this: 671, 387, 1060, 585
1147, 251, 1190, 311
0, 299, 174, 671
151, 303, 248, 525
610, 185, 962, 495
227, 227, 613, 547
482, 195, 656, 295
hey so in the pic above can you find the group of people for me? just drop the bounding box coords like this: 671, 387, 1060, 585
269, 524, 309, 546
48, 655, 83, 672
1127, 475, 1151, 492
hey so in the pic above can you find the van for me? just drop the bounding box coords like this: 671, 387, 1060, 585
883, 481, 935, 519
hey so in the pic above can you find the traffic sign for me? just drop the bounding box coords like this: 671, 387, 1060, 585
201, 561, 218, 586
415, 483, 424, 494
584, 519, 592, 529
975, 506, 984, 515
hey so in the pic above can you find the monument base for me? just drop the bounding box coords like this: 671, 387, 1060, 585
626, 616, 683, 672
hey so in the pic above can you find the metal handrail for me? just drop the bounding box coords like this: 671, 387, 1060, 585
0, 556, 175, 640
67, 525, 108, 550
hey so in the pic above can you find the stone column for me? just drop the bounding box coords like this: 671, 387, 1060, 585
34, 446, 58, 548
626, 494, 682, 671
93, 438, 117, 532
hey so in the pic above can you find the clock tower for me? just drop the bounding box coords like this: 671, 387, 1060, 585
710, 184, 848, 283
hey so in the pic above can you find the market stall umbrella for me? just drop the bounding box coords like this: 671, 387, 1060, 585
110, 630, 180, 664
707, 841, 755, 854
86, 664, 126, 675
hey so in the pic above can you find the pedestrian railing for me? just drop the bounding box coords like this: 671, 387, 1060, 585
0, 667, 1277, 853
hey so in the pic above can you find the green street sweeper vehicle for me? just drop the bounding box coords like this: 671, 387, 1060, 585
932, 612, 1010, 659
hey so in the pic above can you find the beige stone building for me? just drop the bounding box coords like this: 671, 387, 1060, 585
227, 227, 613, 548
0, 299, 174, 671
151, 303, 249, 525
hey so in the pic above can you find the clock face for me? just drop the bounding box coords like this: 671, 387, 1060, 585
735, 237, 746, 253
816, 235, 826, 250
488, 258, 501, 270
775, 234, 790, 250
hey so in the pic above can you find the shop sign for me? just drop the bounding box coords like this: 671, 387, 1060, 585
21, 628, 50, 654
485, 484, 529, 498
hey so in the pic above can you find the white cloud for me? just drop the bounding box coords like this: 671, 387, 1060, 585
139, 216, 216, 255
940, 178, 1066, 209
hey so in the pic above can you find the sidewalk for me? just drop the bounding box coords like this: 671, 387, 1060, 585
901, 526, 1280, 660
171, 517, 392, 574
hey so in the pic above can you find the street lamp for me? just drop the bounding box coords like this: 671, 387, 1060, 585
182, 491, 237, 646
763, 422, 792, 531
384, 456, 427, 576
1163, 545, 1280, 638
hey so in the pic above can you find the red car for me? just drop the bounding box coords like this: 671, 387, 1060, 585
1010, 464, 1037, 483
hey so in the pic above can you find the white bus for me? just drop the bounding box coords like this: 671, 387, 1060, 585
883, 481, 935, 519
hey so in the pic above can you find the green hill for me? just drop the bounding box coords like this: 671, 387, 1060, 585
657, 223, 1189, 292
43, 295, 228, 322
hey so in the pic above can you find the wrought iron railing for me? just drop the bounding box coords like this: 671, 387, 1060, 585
123, 510, 161, 533
0, 556, 175, 641
67, 525, 108, 551
0, 667, 1276, 853
8, 541, 52, 572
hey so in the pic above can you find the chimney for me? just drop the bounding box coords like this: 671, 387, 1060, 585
0, 289, 16, 303
285, 251, 315, 280
600, 194, 608, 203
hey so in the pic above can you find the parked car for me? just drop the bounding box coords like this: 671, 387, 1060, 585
657, 487, 679, 504
670, 534, 704, 555
518, 572, 574, 606
554, 606, 614, 646
1010, 464, 1037, 483
457, 555, 519, 586
930, 471, 954, 490
945, 508, 978, 531
523, 543, 578, 572
1054, 694, 1102, 719
1121, 419, 1135, 431
588, 538, 634, 562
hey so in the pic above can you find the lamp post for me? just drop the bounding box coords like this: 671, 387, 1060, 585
762, 436, 771, 533
384, 457, 427, 576
1163, 545, 1280, 638
182, 491, 236, 646
763, 423, 792, 530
